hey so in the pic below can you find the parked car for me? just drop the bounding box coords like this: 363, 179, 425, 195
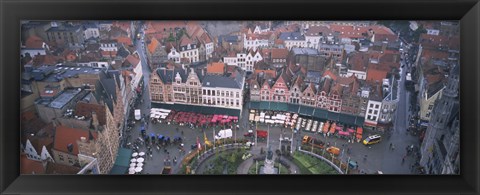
244, 130, 254, 137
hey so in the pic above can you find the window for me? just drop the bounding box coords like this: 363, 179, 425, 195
375, 104, 379, 109
369, 104, 373, 108
428, 105, 434, 110
374, 110, 378, 115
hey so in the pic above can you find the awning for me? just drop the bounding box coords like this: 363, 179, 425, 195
313, 108, 328, 120
268, 102, 277, 111
114, 147, 133, 168
249, 101, 260, 110
339, 114, 357, 126
288, 104, 300, 113
327, 112, 340, 121
110, 147, 133, 174
152, 102, 240, 117
299, 105, 314, 116
110, 165, 128, 174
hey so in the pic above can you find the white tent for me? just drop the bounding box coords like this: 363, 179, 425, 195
137, 158, 145, 163
135, 167, 143, 172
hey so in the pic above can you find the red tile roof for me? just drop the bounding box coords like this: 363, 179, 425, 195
20, 154, 45, 174
147, 37, 160, 54
28, 136, 54, 155
126, 54, 140, 67
274, 39, 284, 45
112, 21, 131, 34
101, 51, 117, 58
53, 126, 97, 155
207, 62, 225, 74
348, 52, 368, 71
293, 75, 304, 88
115, 36, 133, 46
45, 161, 81, 174
329, 25, 366, 39
25, 35, 45, 49
32, 54, 64, 66
260, 48, 271, 58
322, 70, 338, 81
75, 102, 107, 125
254, 69, 276, 79
305, 25, 332, 36
21, 110, 37, 122
331, 83, 343, 96
366, 67, 388, 82
180, 35, 194, 46
245, 33, 270, 40
421, 48, 449, 62
271, 48, 289, 59
321, 78, 332, 93
337, 74, 356, 85
330, 25, 393, 39
425, 74, 444, 84
419, 34, 449, 49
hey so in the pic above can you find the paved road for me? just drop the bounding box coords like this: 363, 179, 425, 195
377, 46, 420, 174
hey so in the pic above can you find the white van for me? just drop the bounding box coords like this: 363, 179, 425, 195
135, 109, 141, 121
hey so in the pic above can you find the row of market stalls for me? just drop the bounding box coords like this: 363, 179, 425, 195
150, 103, 240, 128
150, 108, 171, 123
248, 101, 365, 142
151, 103, 241, 117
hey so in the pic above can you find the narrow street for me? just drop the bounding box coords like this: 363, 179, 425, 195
378, 47, 420, 174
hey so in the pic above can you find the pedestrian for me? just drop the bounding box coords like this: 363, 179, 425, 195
389, 143, 393, 150
392, 144, 395, 150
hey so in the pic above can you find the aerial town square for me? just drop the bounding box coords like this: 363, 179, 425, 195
20, 21, 459, 175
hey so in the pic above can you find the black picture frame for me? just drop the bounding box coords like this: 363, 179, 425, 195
1, 0, 479, 194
